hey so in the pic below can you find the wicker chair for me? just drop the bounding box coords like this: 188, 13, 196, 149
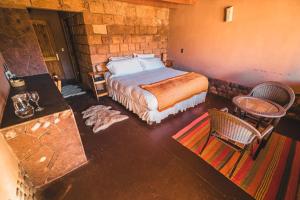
235, 81, 295, 125
200, 108, 274, 178
248, 81, 295, 111
233, 82, 295, 158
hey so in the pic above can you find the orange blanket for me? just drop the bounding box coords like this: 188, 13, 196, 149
140, 72, 208, 111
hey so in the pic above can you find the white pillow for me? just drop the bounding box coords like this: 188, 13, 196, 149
109, 55, 132, 61
133, 53, 155, 58
106, 58, 143, 77
138, 57, 165, 71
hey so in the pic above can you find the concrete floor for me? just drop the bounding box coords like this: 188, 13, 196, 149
39, 93, 300, 200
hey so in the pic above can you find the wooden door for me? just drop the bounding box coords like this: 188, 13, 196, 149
32, 20, 64, 78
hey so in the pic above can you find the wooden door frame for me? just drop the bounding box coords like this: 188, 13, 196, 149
31, 19, 65, 78
59, 12, 81, 82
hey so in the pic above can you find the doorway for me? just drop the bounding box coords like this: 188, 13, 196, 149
29, 9, 80, 81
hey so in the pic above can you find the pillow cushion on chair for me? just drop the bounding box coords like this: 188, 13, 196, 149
107, 58, 143, 77
138, 57, 165, 71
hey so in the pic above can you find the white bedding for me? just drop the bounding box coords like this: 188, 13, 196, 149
105, 68, 207, 123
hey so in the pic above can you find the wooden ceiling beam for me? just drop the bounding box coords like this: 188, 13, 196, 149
117, 0, 194, 8
160, 0, 195, 4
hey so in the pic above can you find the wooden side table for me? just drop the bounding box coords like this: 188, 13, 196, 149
232, 95, 286, 159
89, 71, 108, 101
164, 60, 173, 67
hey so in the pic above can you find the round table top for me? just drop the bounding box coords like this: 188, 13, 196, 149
232, 96, 286, 118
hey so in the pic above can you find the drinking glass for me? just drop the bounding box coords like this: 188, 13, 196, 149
12, 93, 34, 118
30, 91, 44, 111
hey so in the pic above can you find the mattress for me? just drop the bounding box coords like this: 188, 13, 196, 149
105, 67, 207, 123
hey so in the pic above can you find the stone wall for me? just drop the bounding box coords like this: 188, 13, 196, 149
0, 0, 169, 85
66, 1, 169, 86
0, 8, 47, 76
0, 52, 10, 122
209, 78, 251, 99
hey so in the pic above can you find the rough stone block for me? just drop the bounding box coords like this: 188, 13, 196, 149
123, 35, 131, 43
156, 8, 169, 20
124, 25, 135, 34
89, 1, 104, 13
101, 36, 111, 44
139, 26, 148, 34
147, 26, 157, 34
111, 35, 123, 44
96, 45, 109, 54
149, 41, 158, 49
91, 54, 108, 65
107, 25, 124, 34
140, 18, 152, 26
114, 15, 124, 25
61, 0, 86, 12
91, 13, 103, 24
30, 0, 60, 10
125, 16, 137, 25
107, 53, 122, 58
140, 43, 147, 50
159, 41, 167, 49
135, 50, 144, 54
131, 36, 146, 43
143, 49, 153, 54
120, 44, 129, 52
160, 36, 167, 42
0, 0, 31, 7
88, 35, 102, 45
113, 1, 126, 16
135, 43, 141, 50
157, 26, 169, 35
145, 35, 153, 42
153, 49, 161, 56
109, 44, 120, 53
136, 6, 155, 18
102, 14, 114, 24
134, 26, 140, 34
103, 1, 116, 14
89, 45, 97, 55
128, 43, 135, 51
92, 25, 107, 34
121, 52, 131, 56
125, 5, 136, 17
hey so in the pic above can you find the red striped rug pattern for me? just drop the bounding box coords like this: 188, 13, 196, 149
172, 112, 300, 200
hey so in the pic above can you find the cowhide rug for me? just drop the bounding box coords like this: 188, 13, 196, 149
82, 105, 128, 133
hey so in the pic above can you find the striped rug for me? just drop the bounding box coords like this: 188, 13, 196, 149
172, 112, 300, 200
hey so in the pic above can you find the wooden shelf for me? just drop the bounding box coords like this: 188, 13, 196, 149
89, 71, 108, 100
94, 80, 106, 84
97, 91, 108, 97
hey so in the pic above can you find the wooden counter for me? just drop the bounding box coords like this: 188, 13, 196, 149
0, 74, 87, 187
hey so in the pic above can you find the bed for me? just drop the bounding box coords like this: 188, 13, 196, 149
104, 64, 208, 124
